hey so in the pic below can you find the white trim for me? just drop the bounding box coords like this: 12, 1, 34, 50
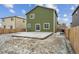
35, 23, 41, 32
76, 11, 78, 14
27, 23, 31, 28
29, 13, 35, 19
53, 11, 56, 32
43, 23, 50, 30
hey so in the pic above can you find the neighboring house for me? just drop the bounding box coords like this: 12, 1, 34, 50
2, 16, 26, 29
0, 20, 2, 28
57, 23, 67, 32
26, 6, 58, 32
72, 6, 79, 27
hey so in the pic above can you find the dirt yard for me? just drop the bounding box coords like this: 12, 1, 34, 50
0, 32, 74, 54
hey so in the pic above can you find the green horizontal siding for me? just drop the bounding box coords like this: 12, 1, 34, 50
26, 7, 57, 32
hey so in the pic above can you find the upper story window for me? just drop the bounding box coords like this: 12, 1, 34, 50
76, 11, 78, 14
75, 11, 78, 15
29, 13, 35, 19
43, 23, 50, 29
11, 18, 14, 21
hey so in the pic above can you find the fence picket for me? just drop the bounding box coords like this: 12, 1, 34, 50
65, 26, 79, 53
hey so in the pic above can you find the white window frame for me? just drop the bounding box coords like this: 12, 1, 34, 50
35, 23, 41, 32
76, 11, 78, 14
27, 23, 31, 28
43, 23, 50, 30
29, 13, 35, 19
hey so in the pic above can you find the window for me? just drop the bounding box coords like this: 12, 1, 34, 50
27, 23, 31, 28
11, 18, 13, 21
10, 26, 13, 29
35, 24, 41, 32
76, 11, 78, 14
29, 13, 35, 19
75, 11, 78, 15
4, 25, 6, 28
43, 23, 50, 29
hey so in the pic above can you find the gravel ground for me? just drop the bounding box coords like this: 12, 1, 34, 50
0, 32, 74, 54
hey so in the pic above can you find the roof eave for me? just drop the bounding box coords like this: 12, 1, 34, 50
72, 6, 79, 16
25, 5, 58, 17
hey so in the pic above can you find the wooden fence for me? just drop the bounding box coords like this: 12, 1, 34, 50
0, 29, 26, 34
65, 26, 79, 53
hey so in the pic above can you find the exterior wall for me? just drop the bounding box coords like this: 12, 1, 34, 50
2, 17, 15, 29
26, 7, 57, 32
72, 8, 79, 27
15, 17, 26, 29
2, 16, 26, 29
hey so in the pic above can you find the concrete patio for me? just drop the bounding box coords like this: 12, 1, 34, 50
12, 32, 53, 39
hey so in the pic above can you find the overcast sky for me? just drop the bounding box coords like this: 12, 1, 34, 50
0, 4, 78, 27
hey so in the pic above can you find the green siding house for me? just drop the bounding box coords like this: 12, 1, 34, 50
26, 6, 58, 32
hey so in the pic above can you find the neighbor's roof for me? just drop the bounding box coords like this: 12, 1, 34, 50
26, 5, 58, 17
72, 5, 79, 16
1, 16, 25, 20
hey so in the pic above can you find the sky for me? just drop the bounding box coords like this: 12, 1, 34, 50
0, 4, 78, 27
